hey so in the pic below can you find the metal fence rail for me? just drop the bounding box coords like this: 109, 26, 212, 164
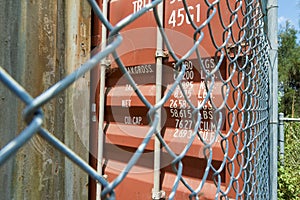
278, 113, 300, 165
0, 0, 273, 199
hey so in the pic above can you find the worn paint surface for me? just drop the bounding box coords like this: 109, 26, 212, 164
0, 0, 91, 199
64, 0, 91, 199
0, 1, 21, 199
91, 0, 245, 199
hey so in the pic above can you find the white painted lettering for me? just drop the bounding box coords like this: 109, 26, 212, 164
124, 116, 142, 125
126, 64, 153, 75
199, 121, 216, 131
132, 0, 151, 13
121, 100, 131, 107
202, 110, 213, 120
125, 84, 133, 91
168, 3, 200, 27
204, 58, 216, 69
198, 100, 213, 110
198, 130, 219, 143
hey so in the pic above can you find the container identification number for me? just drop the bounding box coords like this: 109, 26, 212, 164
168, 1, 201, 28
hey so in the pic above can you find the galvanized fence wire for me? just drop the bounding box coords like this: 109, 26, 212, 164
0, 0, 271, 199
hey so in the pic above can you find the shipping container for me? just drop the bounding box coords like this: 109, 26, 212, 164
91, 0, 247, 199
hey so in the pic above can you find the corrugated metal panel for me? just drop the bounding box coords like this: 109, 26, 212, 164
109, 0, 157, 67
92, 1, 246, 199
102, 60, 229, 199
164, 0, 234, 60
0, 0, 91, 199
64, 0, 91, 199
0, 1, 21, 199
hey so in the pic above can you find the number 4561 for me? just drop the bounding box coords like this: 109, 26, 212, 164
168, 4, 201, 28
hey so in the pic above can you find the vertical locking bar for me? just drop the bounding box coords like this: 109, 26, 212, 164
153, 1, 165, 199
96, 0, 109, 199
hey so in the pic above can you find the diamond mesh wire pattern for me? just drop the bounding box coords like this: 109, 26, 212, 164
0, 0, 271, 199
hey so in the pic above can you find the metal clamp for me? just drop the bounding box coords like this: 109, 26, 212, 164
101, 59, 111, 68
152, 189, 166, 200
155, 50, 169, 58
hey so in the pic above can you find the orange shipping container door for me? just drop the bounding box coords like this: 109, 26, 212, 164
161, 57, 228, 199
104, 0, 158, 199
95, 0, 247, 199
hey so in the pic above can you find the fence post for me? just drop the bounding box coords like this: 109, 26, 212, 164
267, 0, 278, 199
278, 113, 284, 165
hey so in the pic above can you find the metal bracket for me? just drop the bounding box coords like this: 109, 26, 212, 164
155, 50, 169, 58
226, 42, 248, 55
103, 174, 108, 180
152, 189, 166, 200
101, 59, 111, 68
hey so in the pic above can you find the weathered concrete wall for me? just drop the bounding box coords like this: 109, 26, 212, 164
0, 0, 90, 199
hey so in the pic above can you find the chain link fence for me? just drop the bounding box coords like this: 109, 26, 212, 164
0, 0, 273, 199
